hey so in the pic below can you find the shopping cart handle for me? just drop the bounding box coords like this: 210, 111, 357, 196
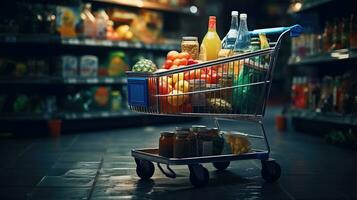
250, 24, 303, 37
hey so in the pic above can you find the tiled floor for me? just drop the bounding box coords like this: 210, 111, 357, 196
0, 107, 356, 200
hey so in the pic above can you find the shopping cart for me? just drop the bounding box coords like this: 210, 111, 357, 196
126, 24, 303, 187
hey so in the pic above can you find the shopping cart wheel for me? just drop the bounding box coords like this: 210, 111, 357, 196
261, 159, 281, 182
135, 159, 155, 180
188, 164, 209, 188
212, 161, 230, 171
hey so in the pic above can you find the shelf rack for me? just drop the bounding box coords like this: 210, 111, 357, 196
91, 0, 199, 16
288, 48, 357, 66
0, 35, 180, 51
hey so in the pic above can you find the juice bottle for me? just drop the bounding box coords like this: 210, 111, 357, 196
200, 16, 221, 61
222, 11, 239, 49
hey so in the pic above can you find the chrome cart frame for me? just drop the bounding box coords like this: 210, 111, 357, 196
126, 25, 303, 187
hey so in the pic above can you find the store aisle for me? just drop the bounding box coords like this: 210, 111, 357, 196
0, 107, 356, 200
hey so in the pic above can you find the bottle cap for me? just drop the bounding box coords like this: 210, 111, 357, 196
240, 13, 247, 19
209, 16, 216, 20
231, 11, 238, 16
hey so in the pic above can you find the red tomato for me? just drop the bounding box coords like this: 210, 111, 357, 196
178, 52, 191, 59
200, 74, 210, 83
167, 51, 179, 61
179, 58, 188, 66
159, 81, 173, 94
187, 58, 198, 65
208, 72, 219, 84
170, 65, 179, 69
164, 60, 173, 69
173, 58, 181, 66
184, 71, 195, 80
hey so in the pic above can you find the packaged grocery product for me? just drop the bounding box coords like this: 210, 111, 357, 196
60, 55, 78, 77
207, 98, 232, 113
80, 55, 98, 77
95, 9, 109, 39
189, 79, 206, 112
81, 3, 96, 38
130, 10, 163, 43
200, 16, 221, 61
111, 90, 121, 111
94, 86, 110, 108
159, 131, 175, 157
211, 128, 224, 155
56, 6, 80, 37
234, 13, 251, 53
108, 51, 128, 77
224, 132, 251, 155
173, 127, 192, 158
222, 11, 239, 49
181, 36, 199, 60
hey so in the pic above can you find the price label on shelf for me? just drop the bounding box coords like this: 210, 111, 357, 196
67, 38, 79, 45
118, 41, 129, 47
66, 78, 77, 84
86, 78, 98, 84
85, 39, 96, 46
104, 78, 115, 83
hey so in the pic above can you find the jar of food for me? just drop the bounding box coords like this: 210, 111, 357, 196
211, 128, 224, 155
159, 131, 175, 157
190, 125, 206, 156
189, 79, 207, 112
181, 36, 199, 60
197, 126, 213, 156
173, 127, 192, 158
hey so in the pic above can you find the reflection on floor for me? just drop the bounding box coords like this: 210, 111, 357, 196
0, 107, 356, 199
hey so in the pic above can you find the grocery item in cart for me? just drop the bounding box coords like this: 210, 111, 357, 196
173, 127, 192, 158
196, 126, 212, 156
234, 13, 251, 53
211, 128, 224, 155
181, 36, 199, 60
222, 11, 239, 49
225, 132, 251, 155
159, 131, 175, 158
132, 59, 157, 73
207, 98, 232, 113
200, 16, 221, 61
189, 79, 207, 112
80, 55, 98, 77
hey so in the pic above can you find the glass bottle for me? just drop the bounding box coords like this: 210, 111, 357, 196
200, 16, 221, 61
234, 13, 251, 53
322, 21, 333, 52
222, 11, 239, 49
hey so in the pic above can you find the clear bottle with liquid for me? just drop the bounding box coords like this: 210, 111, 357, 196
222, 11, 239, 49
234, 13, 251, 53
200, 16, 221, 61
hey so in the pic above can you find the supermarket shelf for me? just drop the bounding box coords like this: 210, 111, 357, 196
288, 48, 357, 66
91, 0, 199, 16
286, 108, 357, 126
0, 35, 180, 51
0, 77, 127, 85
61, 110, 141, 120
0, 113, 52, 121
287, 0, 334, 14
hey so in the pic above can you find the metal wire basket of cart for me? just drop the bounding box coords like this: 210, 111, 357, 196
126, 24, 303, 187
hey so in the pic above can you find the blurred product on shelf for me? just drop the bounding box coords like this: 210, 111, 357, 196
94, 86, 110, 108
81, 3, 96, 38
95, 9, 109, 39
111, 90, 122, 111
290, 72, 357, 115
130, 10, 163, 44
222, 11, 239, 50
60, 55, 78, 77
80, 55, 99, 77
56, 6, 80, 37
290, 14, 356, 62
107, 51, 128, 77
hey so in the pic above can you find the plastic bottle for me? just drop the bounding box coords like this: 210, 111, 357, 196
234, 13, 251, 53
81, 3, 96, 38
200, 16, 221, 61
95, 9, 109, 39
222, 11, 239, 49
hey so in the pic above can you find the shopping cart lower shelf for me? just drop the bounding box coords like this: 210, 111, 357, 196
132, 148, 281, 187
126, 24, 302, 187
